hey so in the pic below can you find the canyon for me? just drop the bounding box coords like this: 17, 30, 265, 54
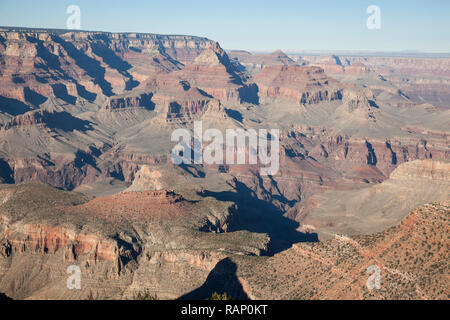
0, 27, 448, 300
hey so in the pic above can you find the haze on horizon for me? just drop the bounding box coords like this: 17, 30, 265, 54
0, 0, 449, 53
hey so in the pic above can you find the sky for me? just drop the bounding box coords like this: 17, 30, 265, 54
0, 0, 449, 52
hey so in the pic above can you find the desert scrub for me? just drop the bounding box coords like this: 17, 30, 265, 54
208, 292, 232, 300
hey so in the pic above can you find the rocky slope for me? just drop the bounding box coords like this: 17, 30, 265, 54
300, 160, 450, 239
0, 183, 447, 300
0, 182, 269, 299
237, 201, 449, 300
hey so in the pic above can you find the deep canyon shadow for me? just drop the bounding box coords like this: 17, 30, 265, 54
178, 258, 249, 300
0, 95, 33, 116
46, 111, 93, 133
199, 179, 318, 255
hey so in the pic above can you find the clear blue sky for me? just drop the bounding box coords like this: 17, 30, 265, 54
0, 0, 449, 52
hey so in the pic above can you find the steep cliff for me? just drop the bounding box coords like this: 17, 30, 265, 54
0, 182, 269, 299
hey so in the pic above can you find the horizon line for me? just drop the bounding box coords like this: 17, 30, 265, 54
2, 25, 450, 57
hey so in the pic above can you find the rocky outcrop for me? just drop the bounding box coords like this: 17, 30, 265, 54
159, 96, 224, 122
228, 50, 297, 75
283, 124, 448, 179
1, 109, 91, 131
3, 223, 119, 262
138, 71, 229, 122
254, 65, 342, 105
341, 88, 376, 111
126, 165, 166, 191
302, 54, 450, 108
172, 43, 253, 103
301, 55, 372, 75
229, 49, 296, 67
1, 109, 47, 129
389, 159, 450, 181
68, 190, 187, 221
103, 93, 154, 111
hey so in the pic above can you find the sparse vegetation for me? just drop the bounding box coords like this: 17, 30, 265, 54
132, 289, 158, 300
208, 292, 233, 300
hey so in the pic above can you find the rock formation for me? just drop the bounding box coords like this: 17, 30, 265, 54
254, 65, 342, 105
0, 183, 269, 299
0, 27, 448, 300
